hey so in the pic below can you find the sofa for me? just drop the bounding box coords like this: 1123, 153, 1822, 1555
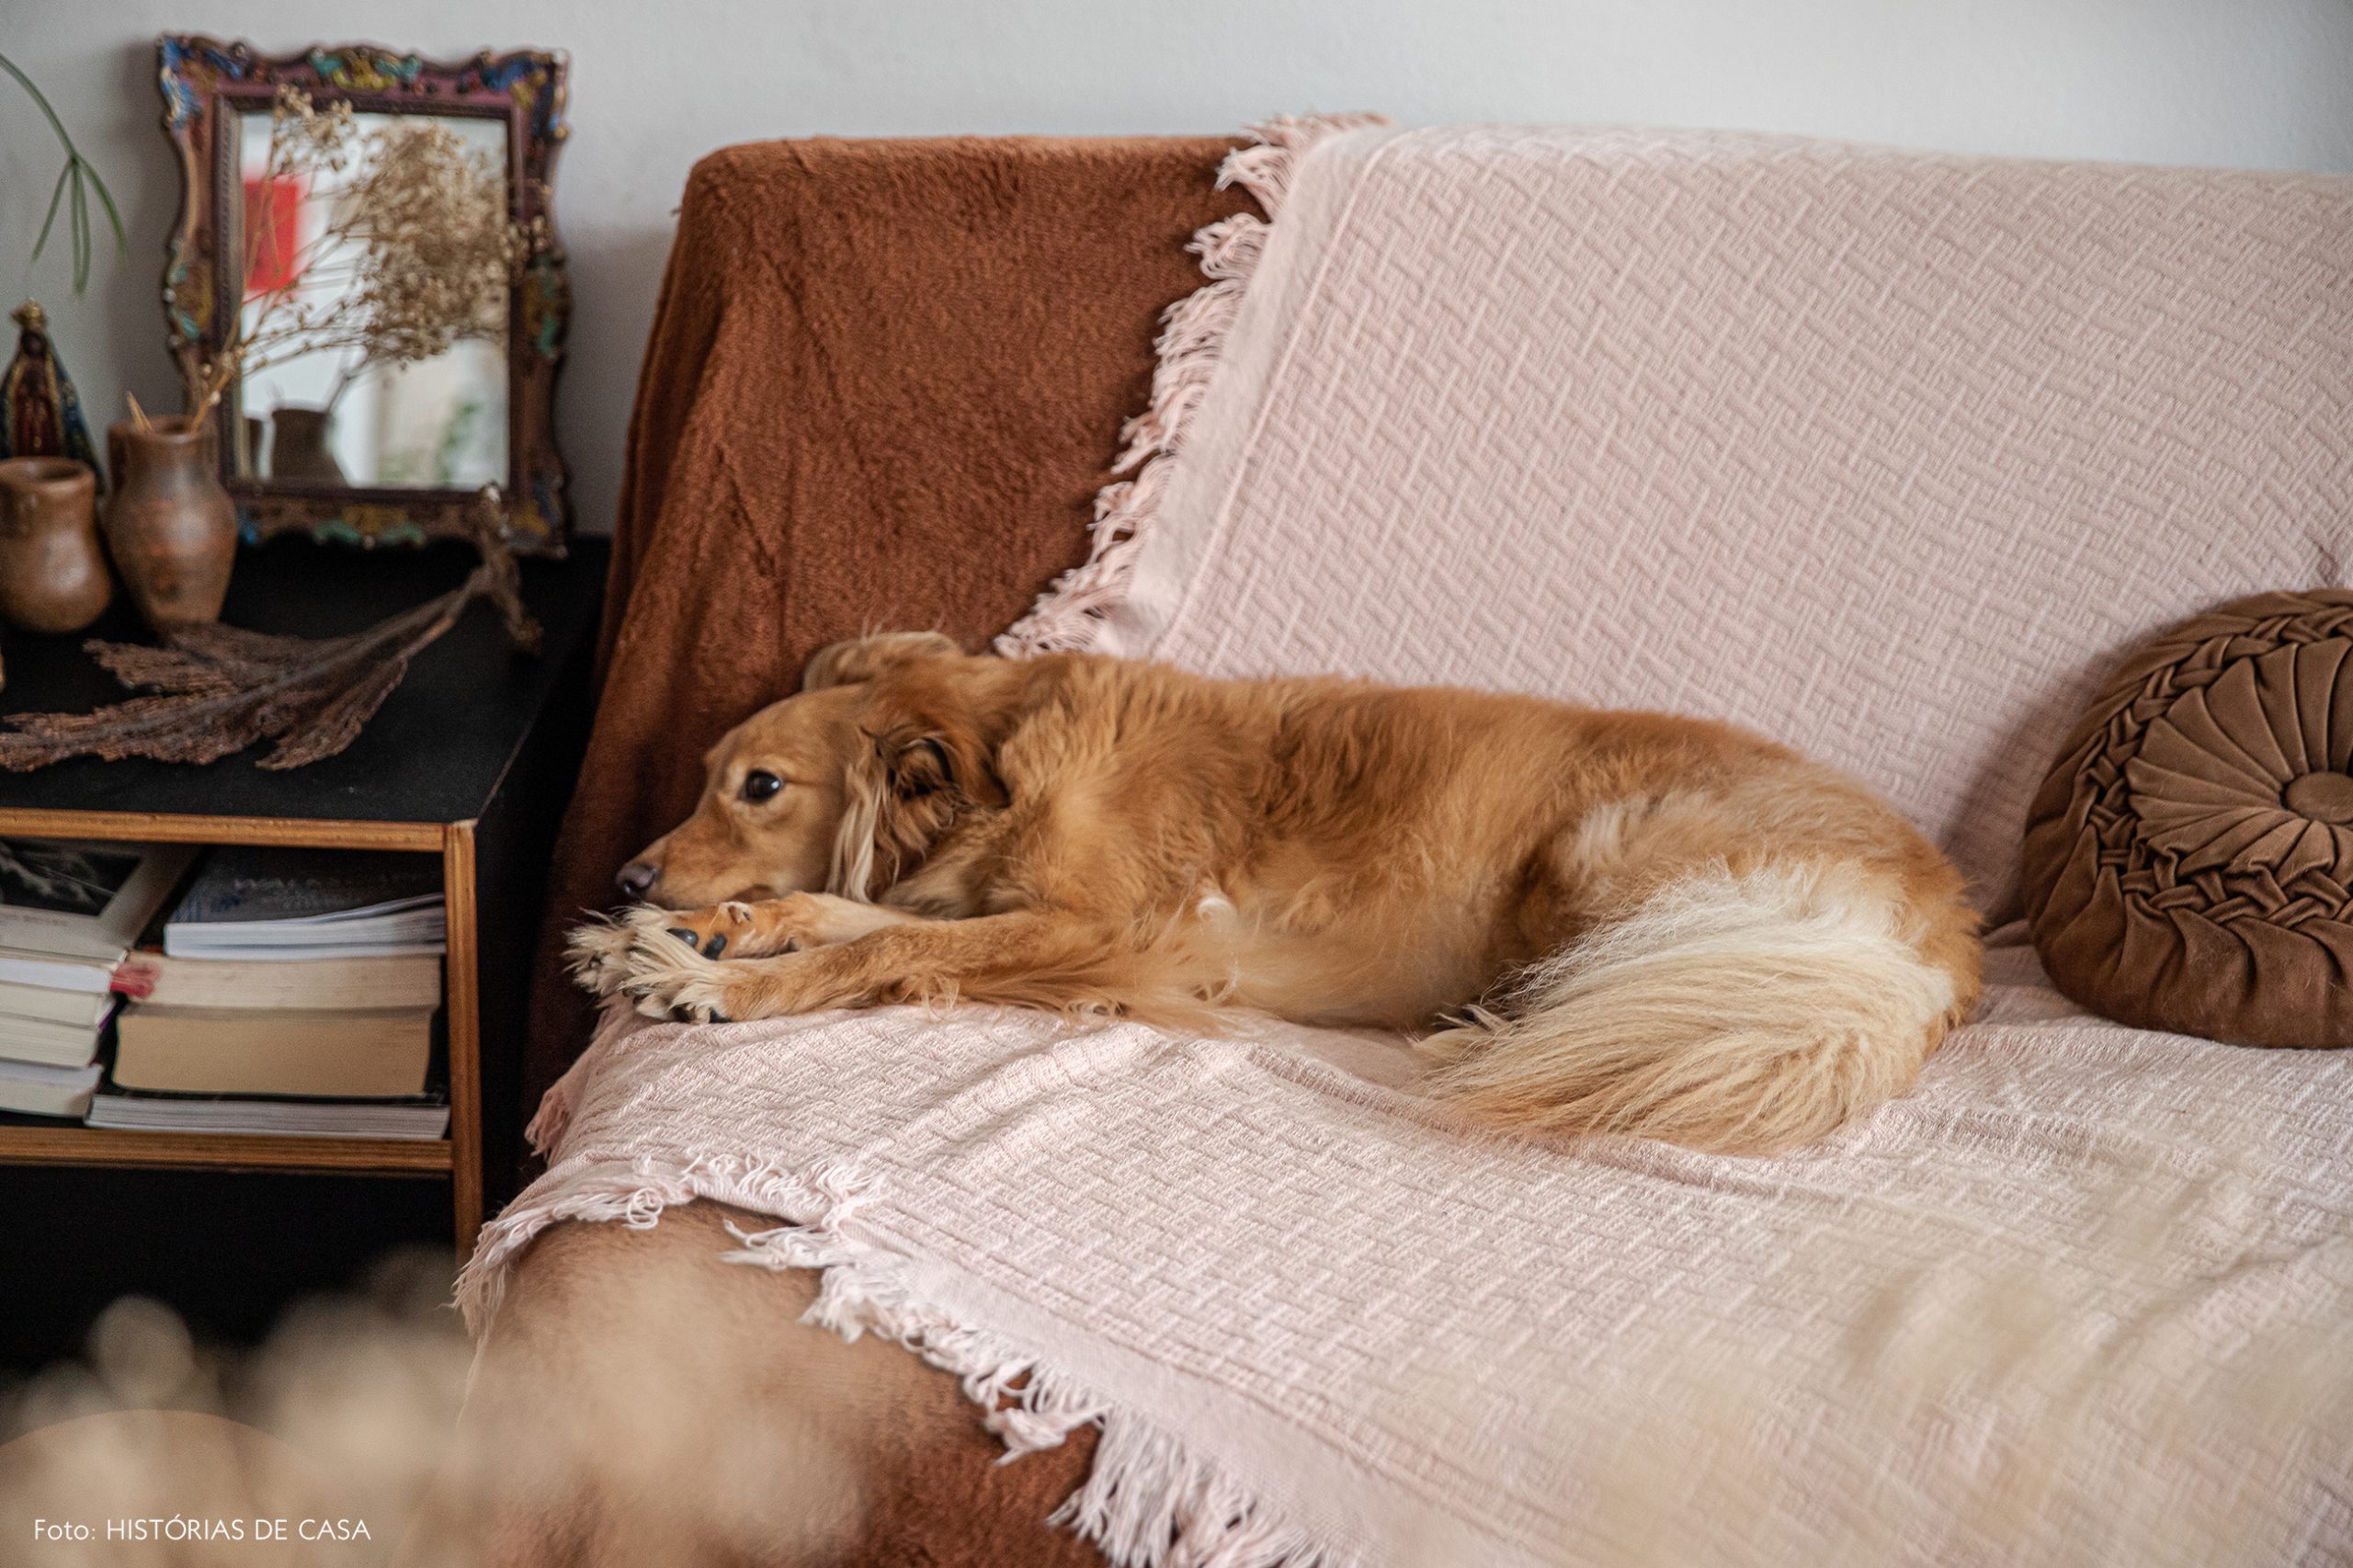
418, 127, 2352, 1567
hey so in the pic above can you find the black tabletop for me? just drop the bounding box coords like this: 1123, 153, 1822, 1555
0, 536, 608, 825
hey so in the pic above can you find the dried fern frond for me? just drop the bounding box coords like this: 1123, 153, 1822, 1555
0, 492, 540, 772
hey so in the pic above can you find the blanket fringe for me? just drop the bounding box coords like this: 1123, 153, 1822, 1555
520, 1074, 574, 1154
995, 113, 1385, 657
458, 1152, 1359, 1568
452, 1151, 872, 1331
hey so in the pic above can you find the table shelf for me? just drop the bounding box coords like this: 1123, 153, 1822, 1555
0, 536, 608, 1248
0, 1122, 452, 1176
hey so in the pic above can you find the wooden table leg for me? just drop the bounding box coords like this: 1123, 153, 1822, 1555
443, 822, 483, 1251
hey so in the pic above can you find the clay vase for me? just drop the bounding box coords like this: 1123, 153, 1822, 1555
0, 456, 110, 632
104, 417, 238, 629
267, 406, 347, 484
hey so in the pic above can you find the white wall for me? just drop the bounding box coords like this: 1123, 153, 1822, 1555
6, 0, 2350, 537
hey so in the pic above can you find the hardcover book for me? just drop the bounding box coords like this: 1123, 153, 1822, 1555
0, 998, 118, 1070
162, 846, 445, 960
115, 950, 443, 1012
84, 1088, 449, 1140
110, 1005, 437, 1098
0, 1057, 102, 1119
0, 838, 197, 967
0, 982, 117, 1028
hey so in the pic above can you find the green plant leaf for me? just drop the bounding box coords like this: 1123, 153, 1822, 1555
0, 52, 72, 146
5, 50, 128, 296
85, 155, 126, 251
30, 158, 70, 264
69, 164, 89, 292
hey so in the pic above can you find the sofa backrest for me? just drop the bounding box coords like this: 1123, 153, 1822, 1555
1037, 126, 2353, 918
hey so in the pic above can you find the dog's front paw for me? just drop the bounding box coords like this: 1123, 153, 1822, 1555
615, 926, 786, 1025
627, 965, 736, 1025
565, 915, 638, 996
627, 897, 812, 961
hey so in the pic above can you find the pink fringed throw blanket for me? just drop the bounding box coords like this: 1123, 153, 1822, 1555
465, 123, 2353, 1567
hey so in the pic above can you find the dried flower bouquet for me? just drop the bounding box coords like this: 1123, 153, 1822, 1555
180, 85, 540, 421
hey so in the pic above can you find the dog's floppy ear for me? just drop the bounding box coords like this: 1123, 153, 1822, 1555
828, 715, 1005, 900
802, 631, 961, 692
873, 720, 1005, 809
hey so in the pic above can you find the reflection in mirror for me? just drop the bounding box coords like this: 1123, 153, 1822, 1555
230, 108, 509, 490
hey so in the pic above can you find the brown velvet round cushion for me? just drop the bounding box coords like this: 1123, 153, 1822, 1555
2023, 588, 2353, 1048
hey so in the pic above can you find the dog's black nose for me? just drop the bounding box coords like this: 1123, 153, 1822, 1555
615, 860, 659, 901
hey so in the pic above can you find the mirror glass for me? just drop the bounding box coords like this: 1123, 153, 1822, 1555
229, 108, 509, 490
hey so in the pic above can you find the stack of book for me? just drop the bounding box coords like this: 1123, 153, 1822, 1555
0, 839, 196, 1119
90, 846, 451, 1141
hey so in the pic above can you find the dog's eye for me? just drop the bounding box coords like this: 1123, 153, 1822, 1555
741, 770, 784, 803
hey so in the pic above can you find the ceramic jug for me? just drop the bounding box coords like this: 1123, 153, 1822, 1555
0, 455, 110, 632
267, 406, 347, 483
104, 417, 237, 628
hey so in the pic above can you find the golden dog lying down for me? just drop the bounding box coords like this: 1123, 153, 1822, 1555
573, 632, 1981, 1154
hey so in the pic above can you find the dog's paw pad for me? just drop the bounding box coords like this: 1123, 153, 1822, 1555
665, 926, 699, 949
701, 933, 728, 959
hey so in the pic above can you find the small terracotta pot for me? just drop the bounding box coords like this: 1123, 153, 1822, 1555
0, 456, 110, 632
104, 417, 238, 629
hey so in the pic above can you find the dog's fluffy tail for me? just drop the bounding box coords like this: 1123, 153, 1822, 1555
1419, 864, 1975, 1156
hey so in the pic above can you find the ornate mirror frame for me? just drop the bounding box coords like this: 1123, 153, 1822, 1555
156, 37, 572, 555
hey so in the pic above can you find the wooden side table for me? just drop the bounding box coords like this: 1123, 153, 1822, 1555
0, 537, 606, 1247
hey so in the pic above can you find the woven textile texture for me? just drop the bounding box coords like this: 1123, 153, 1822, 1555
1030, 125, 2353, 922
466, 942, 2353, 1567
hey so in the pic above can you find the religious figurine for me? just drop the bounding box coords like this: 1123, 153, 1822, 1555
0, 301, 105, 494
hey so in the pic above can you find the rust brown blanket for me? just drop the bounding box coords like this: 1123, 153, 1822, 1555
527, 134, 1245, 1130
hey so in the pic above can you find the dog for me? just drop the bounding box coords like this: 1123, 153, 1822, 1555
572, 631, 1981, 1155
